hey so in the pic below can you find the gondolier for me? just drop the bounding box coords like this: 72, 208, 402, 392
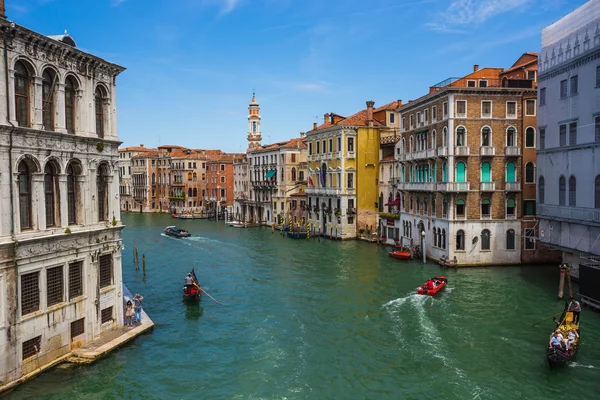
568, 298, 581, 324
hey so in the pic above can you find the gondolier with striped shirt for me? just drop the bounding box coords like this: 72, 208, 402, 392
568, 298, 581, 324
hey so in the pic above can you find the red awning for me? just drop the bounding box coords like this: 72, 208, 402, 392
385, 199, 401, 206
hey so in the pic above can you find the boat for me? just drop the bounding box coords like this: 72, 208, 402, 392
164, 226, 191, 238
171, 214, 178, 219
389, 251, 411, 260
177, 214, 195, 220
287, 230, 308, 239
417, 276, 448, 296
547, 302, 580, 368
225, 220, 242, 226
183, 268, 202, 301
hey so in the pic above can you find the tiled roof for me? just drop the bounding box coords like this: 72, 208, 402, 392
249, 137, 307, 153
375, 100, 402, 112
132, 150, 159, 159
502, 53, 538, 74
119, 146, 151, 152
308, 102, 397, 133
289, 191, 307, 197
381, 154, 396, 161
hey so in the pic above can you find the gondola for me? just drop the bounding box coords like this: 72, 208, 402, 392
389, 251, 411, 260
417, 276, 447, 296
183, 268, 202, 301
547, 302, 580, 368
164, 226, 191, 238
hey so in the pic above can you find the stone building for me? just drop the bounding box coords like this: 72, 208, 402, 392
205, 153, 240, 216
0, 7, 125, 387
118, 145, 147, 212
233, 156, 249, 221
396, 55, 556, 266
537, 0, 600, 277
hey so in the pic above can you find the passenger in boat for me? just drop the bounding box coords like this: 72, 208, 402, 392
426, 279, 435, 290
568, 298, 581, 324
565, 328, 579, 350
549, 331, 564, 350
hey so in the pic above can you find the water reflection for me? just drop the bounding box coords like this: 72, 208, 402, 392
183, 302, 204, 321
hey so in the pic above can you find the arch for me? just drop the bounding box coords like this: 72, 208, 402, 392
442, 162, 447, 182
455, 162, 466, 182
188, 188, 192, 197
12, 56, 37, 76
506, 198, 516, 217
481, 161, 491, 182
506, 126, 517, 147
525, 162, 535, 183
506, 229, 516, 250
291, 167, 297, 182
97, 163, 110, 221
538, 176, 545, 204
442, 126, 448, 147
94, 85, 108, 138
187, 172, 192, 181
14, 154, 41, 173
152, 173, 156, 185
14, 60, 33, 127
595, 175, 600, 209
456, 230, 465, 250
525, 126, 536, 148
506, 162, 516, 182
569, 175, 577, 206
18, 160, 33, 229
42, 67, 58, 131
65, 74, 79, 134
442, 229, 446, 249
431, 129, 437, 149
481, 229, 491, 250
559, 175, 566, 206
42, 156, 64, 174
67, 160, 82, 225
481, 126, 491, 146
44, 161, 60, 227
456, 126, 466, 146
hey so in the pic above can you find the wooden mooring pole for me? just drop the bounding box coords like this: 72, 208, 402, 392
558, 263, 569, 300
134, 247, 139, 271
142, 254, 146, 276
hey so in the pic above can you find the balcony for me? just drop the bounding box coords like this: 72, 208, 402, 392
505, 146, 521, 156
480, 146, 495, 156
397, 182, 436, 191
505, 182, 521, 191
325, 153, 332, 160
455, 146, 470, 156
537, 205, 600, 224
397, 153, 406, 162
347, 151, 356, 159
307, 155, 312, 162
437, 182, 470, 192
437, 147, 448, 157
335, 151, 342, 159
480, 182, 496, 191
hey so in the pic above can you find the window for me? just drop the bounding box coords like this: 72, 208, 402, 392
401, 117, 406, 130
456, 230, 465, 250
506, 162, 516, 182
409, 115, 414, 128
456, 162, 466, 182
456, 100, 466, 117
559, 124, 566, 146
538, 176, 545, 204
596, 117, 600, 142
15, 61, 30, 127
559, 176, 566, 206
220, 164, 225, 171
220, 176, 225, 184
569, 176, 576, 206
595, 175, 600, 209
21, 271, 39, 315
570, 75, 578, 95
525, 99, 536, 116
47, 266, 64, 307
506, 198, 515, 217
540, 128, 545, 150
443, 102, 448, 119
424, 109, 428, 124
308, 143, 312, 155
569, 122, 577, 146
291, 168, 297, 181
506, 127, 516, 146
348, 137, 354, 152
481, 199, 491, 218
506, 102, 517, 118
481, 162, 491, 182
524, 200, 536, 216
506, 230, 515, 250
525, 127, 535, 148
560, 79, 568, 98
456, 199, 465, 217
390, 113, 395, 124
71, 318, 85, 339
347, 172, 354, 189
99, 254, 113, 288
527, 70, 536, 81
101, 306, 113, 324
525, 228, 535, 250
481, 229, 491, 250
18, 161, 32, 230
95, 87, 105, 138
456, 126, 465, 146
481, 101, 491, 118
42, 69, 55, 131
467, 80, 476, 87
525, 162, 535, 183
22, 336, 41, 360
97, 164, 109, 221
69, 261, 83, 300
481, 127, 491, 146
479, 80, 488, 88
220, 188, 226, 198
432, 106, 437, 120
540, 88, 546, 106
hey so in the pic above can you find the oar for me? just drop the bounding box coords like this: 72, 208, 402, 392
532, 311, 563, 327
199, 287, 221, 304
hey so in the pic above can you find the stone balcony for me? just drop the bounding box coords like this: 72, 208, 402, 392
347, 151, 356, 159
455, 146, 470, 156
436, 182, 470, 192
505, 182, 521, 191
397, 182, 436, 191
480, 182, 496, 191
480, 146, 495, 156
505, 146, 521, 156
437, 147, 448, 157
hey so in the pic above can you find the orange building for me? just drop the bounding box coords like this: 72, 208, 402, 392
205, 153, 244, 215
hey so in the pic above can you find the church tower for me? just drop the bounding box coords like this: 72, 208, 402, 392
247, 92, 262, 151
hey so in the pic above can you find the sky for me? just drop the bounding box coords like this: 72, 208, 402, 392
10, 0, 588, 152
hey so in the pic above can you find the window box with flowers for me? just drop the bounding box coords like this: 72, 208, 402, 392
378, 212, 399, 220
334, 208, 342, 216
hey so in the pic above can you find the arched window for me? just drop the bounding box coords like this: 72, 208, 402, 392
526, 127, 535, 148
506, 229, 515, 250
481, 162, 491, 182
433, 228, 438, 247
152, 173, 156, 185
456, 126, 465, 146
456, 162, 466, 182
525, 162, 535, 183
187, 172, 192, 181
506, 198, 516, 217
538, 176, 545, 204
42, 69, 56, 131
442, 229, 446, 249
559, 176, 566, 206
193, 172, 197, 182
506, 127, 516, 147
442, 127, 448, 147
456, 198, 465, 217
65, 76, 77, 134
596, 175, 600, 209
409, 136, 414, 152
379, 193, 383, 212
456, 230, 465, 250
481, 229, 491, 250
44, 162, 59, 227
97, 164, 109, 221
67, 162, 80, 225
481, 126, 491, 146
291, 167, 297, 182
18, 160, 32, 229
95, 87, 106, 138
15, 61, 30, 127
481, 199, 491, 218
569, 176, 576, 206
188, 188, 192, 197
193, 188, 197, 197
442, 163, 447, 182
432, 130, 437, 149
506, 162, 516, 182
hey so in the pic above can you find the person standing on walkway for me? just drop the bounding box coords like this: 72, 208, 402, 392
125, 300, 134, 326
133, 293, 144, 324
568, 298, 581, 324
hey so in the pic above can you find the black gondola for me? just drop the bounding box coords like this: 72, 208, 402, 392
183, 268, 202, 301
547, 301, 580, 369
164, 226, 191, 238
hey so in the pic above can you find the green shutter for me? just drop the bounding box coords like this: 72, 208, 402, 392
442, 163, 447, 182
481, 162, 491, 182
481, 199, 491, 205
456, 162, 466, 182
456, 199, 465, 205
506, 162, 515, 182
507, 199, 515, 207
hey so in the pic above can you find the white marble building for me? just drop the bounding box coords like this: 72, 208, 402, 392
537, 0, 600, 274
0, 13, 125, 387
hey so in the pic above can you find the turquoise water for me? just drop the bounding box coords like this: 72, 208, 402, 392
6, 213, 600, 399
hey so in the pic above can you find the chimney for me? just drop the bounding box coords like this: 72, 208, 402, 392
473, 64, 479, 72
313, 122, 317, 130
324, 113, 330, 124
366, 100, 374, 127
300, 132, 305, 138
140, 144, 144, 147
0, 1, 5, 19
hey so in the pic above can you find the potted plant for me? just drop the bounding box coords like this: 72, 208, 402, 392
334, 208, 342, 216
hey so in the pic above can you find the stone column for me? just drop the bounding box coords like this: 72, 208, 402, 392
55, 82, 67, 134
103, 98, 111, 139
11, 172, 21, 234
76, 175, 87, 225
32, 172, 45, 231
58, 174, 68, 228
88, 166, 97, 224
75, 89, 84, 136
7, 68, 17, 125
33, 76, 43, 130
106, 175, 115, 224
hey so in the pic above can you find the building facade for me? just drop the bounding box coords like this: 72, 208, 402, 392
0, 12, 125, 386
537, 0, 600, 276
118, 145, 147, 212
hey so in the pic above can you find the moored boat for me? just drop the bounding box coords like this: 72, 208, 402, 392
287, 230, 308, 239
547, 302, 580, 368
417, 276, 447, 296
177, 214, 195, 220
183, 268, 202, 301
164, 226, 191, 238
389, 251, 411, 260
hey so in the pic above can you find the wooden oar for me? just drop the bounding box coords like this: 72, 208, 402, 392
199, 287, 221, 304
532, 311, 563, 327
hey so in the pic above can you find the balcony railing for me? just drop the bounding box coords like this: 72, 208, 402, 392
307, 155, 312, 161
335, 151, 342, 159
538, 205, 600, 224
505, 182, 521, 191
397, 182, 436, 191
437, 147, 448, 157
480, 146, 495, 156
455, 146, 470, 156
397, 153, 406, 162
505, 146, 521, 156
347, 151, 356, 159
437, 182, 470, 192
480, 182, 495, 191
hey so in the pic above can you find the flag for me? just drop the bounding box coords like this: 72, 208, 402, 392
308, 176, 314, 187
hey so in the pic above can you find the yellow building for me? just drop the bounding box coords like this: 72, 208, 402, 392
305, 101, 399, 239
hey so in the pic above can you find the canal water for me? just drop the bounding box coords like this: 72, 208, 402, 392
6, 214, 600, 399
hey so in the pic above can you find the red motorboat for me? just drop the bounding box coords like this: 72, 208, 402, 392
389, 251, 411, 260
417, 276, 448, 296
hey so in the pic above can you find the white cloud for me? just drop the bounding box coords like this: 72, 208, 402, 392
221, 0, 241, 14
111, 0, 127, 7
427, 0, 534, 31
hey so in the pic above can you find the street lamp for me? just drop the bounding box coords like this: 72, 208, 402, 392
421, 230, 426, 264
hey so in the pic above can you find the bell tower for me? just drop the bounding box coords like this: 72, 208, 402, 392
247, 92, 262, 151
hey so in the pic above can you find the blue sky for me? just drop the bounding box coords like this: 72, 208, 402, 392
10, 0, 586, 152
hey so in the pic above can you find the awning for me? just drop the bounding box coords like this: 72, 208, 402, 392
265, 170, 276, 179
385, 199, 401, 206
